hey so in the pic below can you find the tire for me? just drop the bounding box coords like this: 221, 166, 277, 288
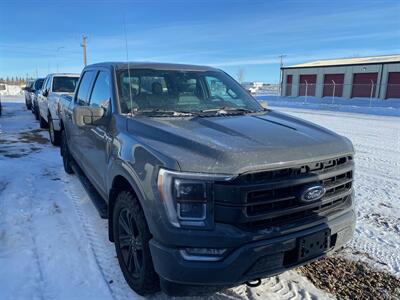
34, 105, 39, 120
113, 191, 160, 296
39, 115, 47, 129
60, 129, 74, 174
48, 116, 61, 146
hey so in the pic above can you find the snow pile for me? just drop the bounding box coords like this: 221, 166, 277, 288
257, 96, 400, 117
0, 84, 23, 96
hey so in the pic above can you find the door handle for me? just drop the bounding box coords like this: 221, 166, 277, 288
91, 127, 106, 139
91, 128, 112, 142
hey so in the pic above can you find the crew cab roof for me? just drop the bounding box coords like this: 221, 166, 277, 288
85, 62, 220, 72
46, 73, 80, 77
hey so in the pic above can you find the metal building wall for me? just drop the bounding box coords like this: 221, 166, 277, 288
281, 62, 400, 99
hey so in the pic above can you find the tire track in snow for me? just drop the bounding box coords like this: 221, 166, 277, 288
64, 177, 140, 300
65, 176, 329, 300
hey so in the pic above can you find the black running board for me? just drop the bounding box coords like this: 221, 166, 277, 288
70, 160, 108, 219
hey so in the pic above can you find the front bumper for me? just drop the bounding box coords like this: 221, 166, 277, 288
149, 209, 355, 286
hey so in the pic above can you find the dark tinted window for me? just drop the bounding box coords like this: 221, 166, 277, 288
34, 79, 44, 90
44, 77, 51, 91
117, 69, 262, 114
90, 71, 111, 113
52, 76, 79, 93
76, 71, 95, 105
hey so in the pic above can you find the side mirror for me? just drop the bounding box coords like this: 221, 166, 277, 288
260, 100, 268, 109
42, 89, 49, 97
73, 106, 105, 127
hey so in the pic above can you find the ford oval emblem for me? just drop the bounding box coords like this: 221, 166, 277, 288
300, 185, 326, 202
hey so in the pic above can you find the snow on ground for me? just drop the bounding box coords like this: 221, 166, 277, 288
272, 106, 400, 276
257, 96, 400, 117
1, 96, 399, 300
0, 97, 331, 300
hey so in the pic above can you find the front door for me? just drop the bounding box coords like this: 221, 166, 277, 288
83, 70, 112, 196
68, 70, 97, 167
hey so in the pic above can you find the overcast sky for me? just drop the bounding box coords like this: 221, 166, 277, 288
0, 0, 399, 82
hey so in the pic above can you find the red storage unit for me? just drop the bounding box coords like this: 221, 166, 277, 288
285, 75, 292, 96
351, 73, 378, 98
298, 74, 317, 96
323, 74, 344, 97
386, 72, 400, 99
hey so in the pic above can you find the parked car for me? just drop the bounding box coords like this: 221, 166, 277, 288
37, 73, 79, 145
24, 79, 35, 109
30, 78, 45, 119
59, 62, 355, 296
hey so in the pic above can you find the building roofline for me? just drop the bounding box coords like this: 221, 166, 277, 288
281, 54, 400, 69
281, 60, 400, 69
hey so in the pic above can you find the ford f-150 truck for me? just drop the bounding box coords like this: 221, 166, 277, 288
38, 73, 79, 145
59, 62, 355, 296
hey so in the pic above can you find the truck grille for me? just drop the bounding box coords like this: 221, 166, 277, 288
214, 156, 353, 230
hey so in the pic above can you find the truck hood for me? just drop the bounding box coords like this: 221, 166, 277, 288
126, 111, 354, 174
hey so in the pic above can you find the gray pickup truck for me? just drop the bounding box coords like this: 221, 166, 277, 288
59, 62, 355, 296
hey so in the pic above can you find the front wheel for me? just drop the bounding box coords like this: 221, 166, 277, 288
60, 129, 74, 174
113, 191, 160, 296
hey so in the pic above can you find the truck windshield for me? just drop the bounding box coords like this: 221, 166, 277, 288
52, 76, 79, 93
116, 69, 262, 115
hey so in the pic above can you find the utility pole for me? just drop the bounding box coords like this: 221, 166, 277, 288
81, 35, 87, 66
278, 54, 287, 96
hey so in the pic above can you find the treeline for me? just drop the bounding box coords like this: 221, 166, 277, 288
0, 76, 34, 86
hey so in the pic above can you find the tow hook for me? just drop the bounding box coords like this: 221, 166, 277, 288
246, 278, 262, 287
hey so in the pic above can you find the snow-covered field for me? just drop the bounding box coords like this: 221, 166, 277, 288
0, 97, 399, 300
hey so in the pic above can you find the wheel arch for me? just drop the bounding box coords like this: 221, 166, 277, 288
108, 168, 148, 243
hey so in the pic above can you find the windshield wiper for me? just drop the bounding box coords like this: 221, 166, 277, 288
134, 108, 197, 117
200, 107, 255, 114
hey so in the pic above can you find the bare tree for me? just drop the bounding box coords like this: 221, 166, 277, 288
236, 68, 245, 83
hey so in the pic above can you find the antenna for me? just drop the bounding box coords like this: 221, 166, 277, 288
123, 14, 133, 115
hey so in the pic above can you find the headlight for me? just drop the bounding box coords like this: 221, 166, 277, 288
157, 168, 233, 228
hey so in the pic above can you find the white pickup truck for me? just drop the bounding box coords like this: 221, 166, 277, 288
38, 73, 79, 145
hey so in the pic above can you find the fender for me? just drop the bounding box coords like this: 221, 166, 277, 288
107, 159, 155, 242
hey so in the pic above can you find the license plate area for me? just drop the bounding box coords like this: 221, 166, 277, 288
298, 229, 330, 261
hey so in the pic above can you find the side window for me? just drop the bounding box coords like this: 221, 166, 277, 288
76, 71, 95, 105
43, 77, 49, 91
89, 71, 111, 113
205, 76, 243, 106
